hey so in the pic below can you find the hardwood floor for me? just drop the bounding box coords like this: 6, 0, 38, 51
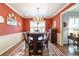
0, 39, 24, 56
55, 44, 79, 56
63, 44, 79, 56
1, 40, 79, 56
7, 41, 65, 56
48, 42, 65, 56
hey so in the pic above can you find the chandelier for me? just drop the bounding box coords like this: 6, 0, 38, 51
33, 8, 44, 22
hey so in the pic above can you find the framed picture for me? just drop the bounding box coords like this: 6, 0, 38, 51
7, 13, 21, 26
53, 20, 56, 27
7, 13, 18, 26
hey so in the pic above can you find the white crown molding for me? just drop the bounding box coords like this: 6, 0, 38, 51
52, 3, 72, 17
5, 3, 24, 18
5, 3, 70, 18
61, 4, 77, 15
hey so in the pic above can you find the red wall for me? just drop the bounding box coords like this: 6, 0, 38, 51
24, 18, 31, 32
0, 3, 75, 35
51, 3, 75, 33
24, 18, 52, 32
0, 3, 24, 36
45, 18, 52, 32
52, 14, 60, 33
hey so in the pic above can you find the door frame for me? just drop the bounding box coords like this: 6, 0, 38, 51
59, 4, 77, 46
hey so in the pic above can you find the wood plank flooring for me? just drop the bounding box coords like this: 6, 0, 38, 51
2, 41, 79, 56
7, 41, 65, 56
55, 44, 79, 56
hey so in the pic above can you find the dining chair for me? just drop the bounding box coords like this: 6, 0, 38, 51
28, 36, 43, 56
44, 32, 50, 50
24, 32, 29, 52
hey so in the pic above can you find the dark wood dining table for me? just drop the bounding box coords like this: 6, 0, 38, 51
26, 32, 45, 45
26, 32, 45, 55
68, 35, 79, 50
27, 32, 44, 40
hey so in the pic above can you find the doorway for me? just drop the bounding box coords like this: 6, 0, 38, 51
60, 4, 79, 55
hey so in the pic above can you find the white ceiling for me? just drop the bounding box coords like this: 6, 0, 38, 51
63, 4, 79, 13
7, 3, 67, 18
69, 4, 79, 12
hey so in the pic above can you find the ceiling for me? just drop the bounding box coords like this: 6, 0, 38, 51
7, 3, 67, 18
63, 4, 79, 13
69, 4, 79, 12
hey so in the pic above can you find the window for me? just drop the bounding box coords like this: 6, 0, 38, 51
30, 21, 45, 33
69, 18, 79, 28
68, 17, 79, 34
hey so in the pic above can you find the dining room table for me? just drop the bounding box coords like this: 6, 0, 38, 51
27, 32, 45, 40
26, 32, 45, 55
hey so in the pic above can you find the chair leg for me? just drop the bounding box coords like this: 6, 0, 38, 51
41, 52, 42, 56
25, 48, 26, 52
25, 44, 27, 52
29, 48, 30, 56
41, 49, 43, 56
